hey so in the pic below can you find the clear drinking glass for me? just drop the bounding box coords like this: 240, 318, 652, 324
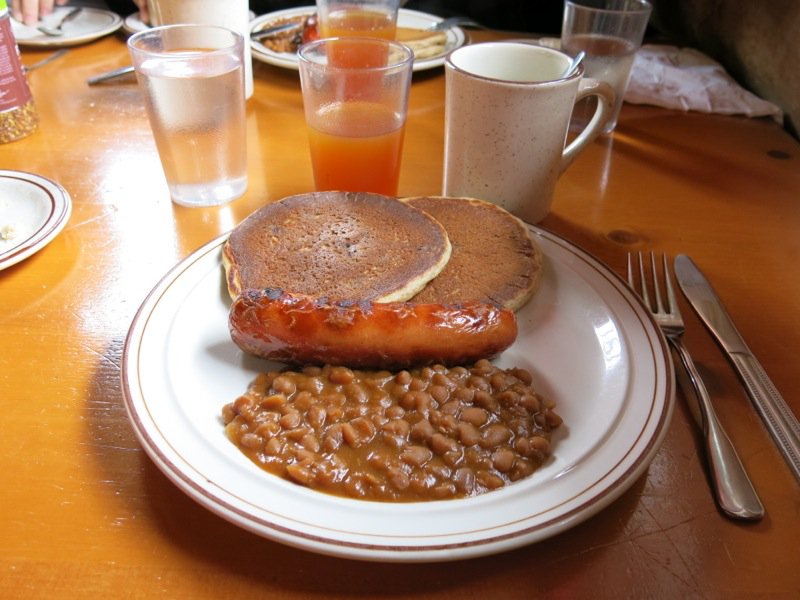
315, 0, 401, 40
128, 25, 247, 207
561, 0, 652, 134
298, 37, 413, 196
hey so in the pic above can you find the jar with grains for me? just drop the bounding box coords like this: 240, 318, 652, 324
0, 0, 38, 143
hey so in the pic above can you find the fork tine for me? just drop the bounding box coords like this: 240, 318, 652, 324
626, 253, 634, 288
662, 254, 679, 316
650, 252, 665, 314
636, 252, 652, 310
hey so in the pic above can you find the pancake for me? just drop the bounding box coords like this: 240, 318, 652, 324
395, 27, 449, 60
223, 191, 452, 302
404, 196, 543, 311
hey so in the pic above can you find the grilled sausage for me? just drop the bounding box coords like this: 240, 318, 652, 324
229, 288, 517, 369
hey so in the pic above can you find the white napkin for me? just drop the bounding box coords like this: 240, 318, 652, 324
625, 44, 783, 122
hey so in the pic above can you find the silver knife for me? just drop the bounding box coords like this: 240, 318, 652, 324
674, 254, 800, 483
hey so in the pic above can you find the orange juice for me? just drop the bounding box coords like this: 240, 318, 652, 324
320, 9, 397, 67
307, 100, 405, 195
319, 8, 396, 38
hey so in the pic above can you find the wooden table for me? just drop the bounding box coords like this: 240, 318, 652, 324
3, 27, 799, 598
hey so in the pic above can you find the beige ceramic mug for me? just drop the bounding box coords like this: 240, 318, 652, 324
442, 42, 614, 223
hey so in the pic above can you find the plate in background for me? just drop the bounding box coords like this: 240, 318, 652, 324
0, 170, 72, 270
250, 6, 466, 71
11, 7, 123, 47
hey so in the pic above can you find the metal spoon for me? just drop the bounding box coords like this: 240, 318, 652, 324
37, 7, 82, 37
565, 51, 585, 77
25, 49, 69, 71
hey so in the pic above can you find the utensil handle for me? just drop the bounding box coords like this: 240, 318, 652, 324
670, 339, 765, 520
86, 65, 135, 86
732, 353, 800, 483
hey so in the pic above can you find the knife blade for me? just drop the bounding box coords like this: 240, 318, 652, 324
674, 254, 800, 483
250, 21, 303, 42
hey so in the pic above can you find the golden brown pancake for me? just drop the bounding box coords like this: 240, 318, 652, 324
395, 27, 449, 59
223, 191, 452, 302
404, 196, 543, 311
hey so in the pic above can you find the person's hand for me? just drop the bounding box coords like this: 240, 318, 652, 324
11, 0, 69, 26
132, 0, 148, 24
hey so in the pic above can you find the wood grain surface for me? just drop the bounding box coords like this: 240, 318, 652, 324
2, 27, 799, 599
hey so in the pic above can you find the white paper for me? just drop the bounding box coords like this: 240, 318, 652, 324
625, 44, 783, 122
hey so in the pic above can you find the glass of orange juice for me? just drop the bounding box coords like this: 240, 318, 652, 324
315, 0, 401, 68
316, 0, 400, 38
298, 37, 414, 196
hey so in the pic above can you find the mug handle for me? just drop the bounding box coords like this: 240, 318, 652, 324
561, 78, 615, 172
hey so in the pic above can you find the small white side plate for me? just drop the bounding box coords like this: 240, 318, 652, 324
0, 170, 72, 270
11, 7, 122, 47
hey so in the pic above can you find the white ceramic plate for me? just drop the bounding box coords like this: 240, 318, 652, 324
11, 7, 122, 47
249, 7, 466, 71
0, 170, 72, 270
121, 225, 673, 562
123, 10, 257, 35
122, 11, 148, 35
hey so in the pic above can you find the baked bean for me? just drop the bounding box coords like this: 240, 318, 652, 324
239, 432, 262, 449
286, 463, 313, 485
476, 470, 505, 489
481, 424, 513, 448
388, 467, 411, 491
222, 362, 561, 501
384, 404, 404, 419
510, 367, 533, 386
301, 433, 321, 452
439, 400, 460, 415
428, 385, 449, 403
383, 418, 410, 437
452, 387, 475, 403
400, 445, 433, 467
255, 421, 280, 439
492, 447, 516, 472
307, 405, 327, 429
272, 375, 296, 396
430, 433, 458, 455
408, 377, 427, 391
453, 467, 476, 495
343, 382, 368, 404
279, 411, 302, 429
457, 422, 481, 446
297, 375, 324, 394
473, 390, 497, 410
394, 370, 412, 386
460, 406, 489, 426
285, 425, 312, 441
410, 419, 435, 442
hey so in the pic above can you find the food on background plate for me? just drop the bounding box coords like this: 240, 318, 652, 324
394, 27, 448, 59
223, 191, 451, 302
253, 13, 448, 59
222, 359, 563, 501
229, 288, 517, 369
405, 196, 543, 311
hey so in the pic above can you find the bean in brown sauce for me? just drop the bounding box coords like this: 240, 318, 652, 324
222, 359, 562, 501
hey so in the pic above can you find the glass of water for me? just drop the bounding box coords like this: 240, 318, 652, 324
561, 0, 652, 134
128, 25, 247, 207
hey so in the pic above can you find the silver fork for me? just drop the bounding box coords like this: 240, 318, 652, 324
628, 252, 764, 521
